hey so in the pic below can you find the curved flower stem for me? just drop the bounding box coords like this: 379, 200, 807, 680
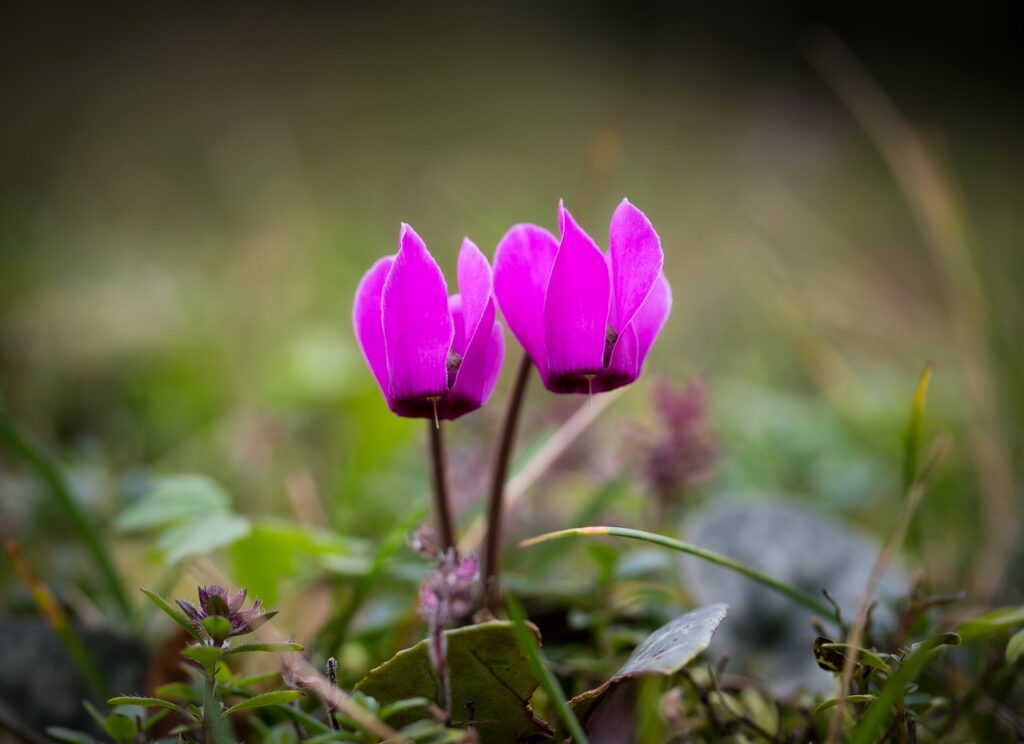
428, 419, 456, 551
483, 353, 533, 614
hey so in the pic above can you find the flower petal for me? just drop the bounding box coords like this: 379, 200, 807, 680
595, 322, 639, 393
352, 256, 395, 399
493, 223, 558, 370
609, 199, 663, 333
454, 238, 492, 355
544, 202, 611, 376
446, 318, 505, 419
382, 224, 453, 402
632, 273, 673, 368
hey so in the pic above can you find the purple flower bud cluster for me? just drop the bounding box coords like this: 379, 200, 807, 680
419, 549, 479, 629
644, 379, 717, 506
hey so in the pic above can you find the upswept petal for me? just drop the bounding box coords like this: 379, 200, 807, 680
352, 256, 395, 400
609, 199, 663, 333
493, 224, 558, 369
631, 273, 673, 368
381, 224, 453, 402
448, 319, 505, 418
544, 202, 611, 376
455, 238, 492, 355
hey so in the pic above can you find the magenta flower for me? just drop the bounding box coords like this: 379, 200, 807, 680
353, 224, 505, 420
493, 199, 672, 393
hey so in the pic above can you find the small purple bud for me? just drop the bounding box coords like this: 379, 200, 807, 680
176, 584, 275, 642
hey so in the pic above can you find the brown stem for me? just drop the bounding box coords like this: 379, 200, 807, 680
482, 354, 533, 614
428, 420, 456, 551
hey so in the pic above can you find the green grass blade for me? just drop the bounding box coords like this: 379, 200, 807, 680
520, 526, 835, 620
0, 412, 131, 618
902, 363, 933, 491
849, 633, 960, 744
506, 595, 589, 744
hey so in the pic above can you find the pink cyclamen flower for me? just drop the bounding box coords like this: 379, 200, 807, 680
353, 224, 505, 419
493, 199, 672, 393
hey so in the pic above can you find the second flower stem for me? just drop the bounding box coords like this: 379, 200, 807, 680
428, 419, 456, 551
483, 353, 533, 614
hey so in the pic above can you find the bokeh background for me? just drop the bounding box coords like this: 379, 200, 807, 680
2, 1, 1022, 732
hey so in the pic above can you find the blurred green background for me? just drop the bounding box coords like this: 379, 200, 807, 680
1, 0, 1022, 678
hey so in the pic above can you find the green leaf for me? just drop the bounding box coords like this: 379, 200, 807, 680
569, 604, 729, 726
155, 682, 197, 701
229, 519, 369, 606
818, 641, 892, 674
902, 363, 932, 491
106, 696, 188, 716
814, 694, 876, 715
202, 615, 233, 641
957, 606, 1024, 640
396, 720, 473, 743
45, 727, 97, 744
355, 620, 552, 743
1007, 629, 1024, 666
224, 641, 303, 656
182, 644, 225, 670
224, 690, 304, 716
157, 512, 251, 563
230, 671, 280, 688
379, 696, 431, 720
140, 587, 203, 641
116, 474, 232, 531
104, 713, 138, 743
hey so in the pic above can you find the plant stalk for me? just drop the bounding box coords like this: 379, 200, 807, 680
483, 354, 532, 613
202, 670, 217, 744
428, 420, 456, 551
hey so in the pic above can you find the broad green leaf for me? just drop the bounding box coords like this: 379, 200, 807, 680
569, 604, 729, 725
1007, 629, 1024, 666
355, 621, 552, 743
106, 697, 188, 716
140, 588, 203, 641
157, 512, 251, 563
224, 641, 303, 656
228, 520, 369, 605
46, 728, 97, 744
182, 644, 225, 670
116, 474, 231, 531
224, 690, 304, 716
957, 606, 1024, 640
104, 713, 138, 743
